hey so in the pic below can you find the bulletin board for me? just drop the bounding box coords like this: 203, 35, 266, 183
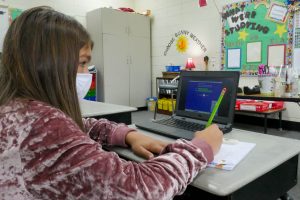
221, 0, 298, 76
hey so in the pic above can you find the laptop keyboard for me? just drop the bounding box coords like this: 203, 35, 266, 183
153, 118, 231, 133
154, 118, 205, 132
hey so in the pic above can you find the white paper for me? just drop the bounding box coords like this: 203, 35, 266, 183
268, 4, 288, 23
268, 45, 285, 67
208, 141, 256, 170
247, 42, 261, 62
227, 48, 241, 68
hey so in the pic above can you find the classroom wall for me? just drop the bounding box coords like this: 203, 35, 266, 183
134, 0, 256, 93
134, 0, 300, 123
4, 0, 135, 27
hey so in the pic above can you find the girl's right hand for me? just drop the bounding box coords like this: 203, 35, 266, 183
194, 124, 223, 155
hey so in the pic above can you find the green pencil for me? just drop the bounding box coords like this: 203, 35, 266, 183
206, 88, 227, 128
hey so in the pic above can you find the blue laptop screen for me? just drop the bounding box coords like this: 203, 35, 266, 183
185, 81, 223, 114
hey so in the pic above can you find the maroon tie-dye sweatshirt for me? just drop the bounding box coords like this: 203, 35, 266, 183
0, 98, 213, 200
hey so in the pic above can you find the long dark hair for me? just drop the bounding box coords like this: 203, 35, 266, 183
0, 6, 92, 129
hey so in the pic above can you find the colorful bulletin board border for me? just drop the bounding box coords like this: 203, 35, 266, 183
221, 0, 299, 77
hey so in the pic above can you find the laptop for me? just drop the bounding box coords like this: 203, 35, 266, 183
135, 71, 240, 140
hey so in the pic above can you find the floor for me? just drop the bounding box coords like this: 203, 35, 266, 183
131, 110, 300, 200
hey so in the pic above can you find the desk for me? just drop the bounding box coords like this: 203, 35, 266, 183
235, 108, 286, 134
237, 94, 300, 105
111, 126, 300, 200
80, 100, 137, 124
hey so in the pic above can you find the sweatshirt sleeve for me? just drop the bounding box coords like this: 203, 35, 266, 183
21, 112, 213, 200
82, 117, 135, 147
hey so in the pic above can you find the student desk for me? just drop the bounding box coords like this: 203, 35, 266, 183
110, 126, 300, 200
237, 94, 300, 105
236, 94, 300, 133
235, 108, 286, 134
80, 100, 137, 124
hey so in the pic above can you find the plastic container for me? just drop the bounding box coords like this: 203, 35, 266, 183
258, 75, 275, 95
157, 99, 163, 110
146, 97, 157, 112
165, 65, 181, 72
168, 99, 176, 112
162, 100, 169, 110
274, 77, 282, 97
291, 68, 298, 97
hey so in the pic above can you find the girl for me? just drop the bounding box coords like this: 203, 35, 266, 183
0, 6, 222, 200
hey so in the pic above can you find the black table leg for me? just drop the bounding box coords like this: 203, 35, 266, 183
264, 113, 267, 134
279, 111, 283, 131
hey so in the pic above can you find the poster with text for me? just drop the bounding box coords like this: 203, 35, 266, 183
221, 0, 291, 76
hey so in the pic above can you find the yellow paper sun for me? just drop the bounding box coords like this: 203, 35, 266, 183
176, 35, 188, 53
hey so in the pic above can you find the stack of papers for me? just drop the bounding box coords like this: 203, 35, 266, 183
208, 140, 256, 170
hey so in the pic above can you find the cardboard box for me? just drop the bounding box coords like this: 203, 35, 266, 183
235, 99, 255, 110
239, 102, 270, 112
263, 101, 284, 109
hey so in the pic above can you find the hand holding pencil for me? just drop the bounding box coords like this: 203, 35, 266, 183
206, 88, 227, 128
193, 88, 226, 155
194, 124, 223, 155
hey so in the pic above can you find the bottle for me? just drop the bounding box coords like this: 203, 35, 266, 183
285, 67, 292, 97
291, 68, 298, 97
274, 76, 281, 97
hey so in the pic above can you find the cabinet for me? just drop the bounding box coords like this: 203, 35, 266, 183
87, 8, 151, 107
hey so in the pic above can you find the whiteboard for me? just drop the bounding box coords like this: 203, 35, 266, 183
0, 6, 9, 52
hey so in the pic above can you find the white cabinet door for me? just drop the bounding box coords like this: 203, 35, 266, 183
128, 14, 150, 38
101, 8, 128, 37
129, 37, 151, 107
103, 34, 130, 106
87, 8, 151, 107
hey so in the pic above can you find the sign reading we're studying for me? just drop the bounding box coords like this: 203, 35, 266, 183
221, 0, 295, 77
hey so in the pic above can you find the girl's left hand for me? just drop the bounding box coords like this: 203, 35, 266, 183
125, 131, 169, 159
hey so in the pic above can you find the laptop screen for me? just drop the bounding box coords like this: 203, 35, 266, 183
176, 71, 240, 125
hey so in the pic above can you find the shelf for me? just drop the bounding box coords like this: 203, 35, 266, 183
157, 109, 173, 115
156, 77, 179, 98
162, 72, 180, 79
